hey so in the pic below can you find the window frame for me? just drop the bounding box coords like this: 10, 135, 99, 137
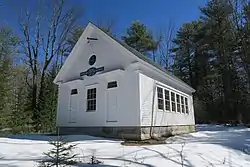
181, 96, 185, 113
185, 97, 189, 114
164, 89, 171, 111
171, 92, 176, 112
107, 81, 118, 89
71, 89, 78, 95
156, 84, 190, 114
157, 87, 164, 110
176, 94, 181, 113
86, 85, 98, 112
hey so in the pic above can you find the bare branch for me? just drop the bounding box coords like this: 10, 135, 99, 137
158, 21, 175, 69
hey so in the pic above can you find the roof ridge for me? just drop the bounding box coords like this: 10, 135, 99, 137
89, 22, 195, 92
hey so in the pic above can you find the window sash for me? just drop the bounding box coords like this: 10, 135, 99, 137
171, 92, 176, 112
87, 88, 96, 111
185, 97, 189, 114
157, 86, 189, 114
181, 96, 185, 113
164, 90, 170, 111
107, 81, 117, 89
71, 89, 78, 95
176, 94, 181, 112
157, 87, 164, 110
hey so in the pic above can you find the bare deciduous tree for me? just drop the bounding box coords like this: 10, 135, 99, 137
20, 0, 83, 130
158, 21, 175, 70
96, 19, 116, 34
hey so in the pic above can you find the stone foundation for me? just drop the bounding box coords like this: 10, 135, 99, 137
58, 125, 195, 140
58, 126, 141, 140
140, 125, 196, 140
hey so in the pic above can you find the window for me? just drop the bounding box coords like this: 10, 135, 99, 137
181, 96, 185, 113
185, 97, 189, 114
87, 88, 96, 111
176, 94, 181, 112
71, 89, 78, 95
156, 85, 189, 114
164, 90, 170, 111
89, 55, 96, 66
107, 81, 117, 89
157, 87, 164, 110
171, 92, 176, 112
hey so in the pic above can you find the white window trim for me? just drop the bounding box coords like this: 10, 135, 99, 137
156, 82, 190, 97
180, 95, 185, 114
157, 87, 164, 111
176, 94, 181, 113
85, 84, 98, 112
164, 89, 171, 112
171, 91, 176, 112
156, 84, 190, 115
185, 97, 189, 114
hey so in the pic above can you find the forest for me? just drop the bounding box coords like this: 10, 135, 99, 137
1, 0, 250, 133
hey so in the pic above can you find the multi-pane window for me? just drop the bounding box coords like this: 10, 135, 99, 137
171, 92, 176, 112
87, 88, 96, 111
157, 86, 189, 114
164, 90, 170, 111
185, 97, 189, 114
176, 94, 181, 112
181, 96, 185, 113
157, 87, 164, 110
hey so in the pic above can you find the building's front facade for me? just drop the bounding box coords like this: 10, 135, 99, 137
54, 23, 196, 140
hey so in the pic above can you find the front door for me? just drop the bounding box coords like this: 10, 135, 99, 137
69, 89, 78, 123
107, 87, 118, 122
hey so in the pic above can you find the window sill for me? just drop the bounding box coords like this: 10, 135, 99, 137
157, 109, 171, 112
86, 110, 96, 112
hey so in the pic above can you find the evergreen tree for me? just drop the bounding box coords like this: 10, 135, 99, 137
39, 135, 78, 167
172, 0, 250, 123
0, 27, 19, 129
39, 64, 59, 132
122, 21, 161, 61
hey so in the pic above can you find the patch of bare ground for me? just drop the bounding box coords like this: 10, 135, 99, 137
121, 137, 168, 146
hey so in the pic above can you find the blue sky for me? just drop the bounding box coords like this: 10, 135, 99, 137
82, 0, 207, 35
0, 0, 207, 37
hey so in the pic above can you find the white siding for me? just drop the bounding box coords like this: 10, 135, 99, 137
59, 25, 137, 83
56, 23, 195, 128
139, 73, 195, 126
57, 70, 140, 127
57, 84, 70, 126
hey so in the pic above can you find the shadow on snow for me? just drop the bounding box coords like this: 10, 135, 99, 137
3, 134, 119, 142
167, 124, 250, 155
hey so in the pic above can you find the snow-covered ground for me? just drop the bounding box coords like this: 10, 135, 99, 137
0, 124, 250, 167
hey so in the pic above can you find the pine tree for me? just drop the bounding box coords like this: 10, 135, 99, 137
0, 27, 19, 129
39, 64, 59, 133
122, 21, 161, 61
39, 135, 78, 167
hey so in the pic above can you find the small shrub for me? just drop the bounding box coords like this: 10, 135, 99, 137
38, 136, 78, 167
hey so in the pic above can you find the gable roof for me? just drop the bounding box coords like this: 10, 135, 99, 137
89, 23, 195, 92
54, 22, 195, 93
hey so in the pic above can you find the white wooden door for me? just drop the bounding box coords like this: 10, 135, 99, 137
69, 91, 78, 123
107, 88, 118, 122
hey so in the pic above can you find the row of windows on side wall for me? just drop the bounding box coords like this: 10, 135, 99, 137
157, 87, 189, 114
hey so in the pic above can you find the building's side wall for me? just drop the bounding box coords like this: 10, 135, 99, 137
56, 70, 140, 128
139, 73, 195, 139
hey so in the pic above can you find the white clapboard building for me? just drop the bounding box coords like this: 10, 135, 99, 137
54, 22, 196, 140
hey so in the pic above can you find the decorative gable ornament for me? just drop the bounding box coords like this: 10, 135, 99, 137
80, 67, 104, 77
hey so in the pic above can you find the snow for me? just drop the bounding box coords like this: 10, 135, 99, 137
0, 125, 250, 167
